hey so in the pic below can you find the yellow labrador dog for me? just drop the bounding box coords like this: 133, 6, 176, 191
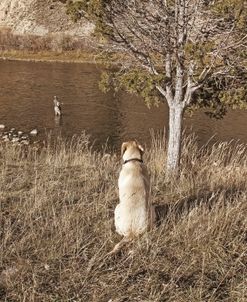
110, 141, 155, 254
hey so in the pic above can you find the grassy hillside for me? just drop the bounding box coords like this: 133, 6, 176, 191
0, 133, 246, 301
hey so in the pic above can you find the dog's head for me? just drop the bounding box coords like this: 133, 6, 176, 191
121, 140, 144, 161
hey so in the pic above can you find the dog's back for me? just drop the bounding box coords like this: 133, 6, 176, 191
115, 141, 151, 237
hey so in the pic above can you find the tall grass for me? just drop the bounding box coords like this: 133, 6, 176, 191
0, 28, 91, 53
0, 133, 246, 301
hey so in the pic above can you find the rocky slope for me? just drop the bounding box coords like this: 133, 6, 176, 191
0, 0, 94, 37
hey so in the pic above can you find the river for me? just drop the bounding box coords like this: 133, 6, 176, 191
0, 60, 246, 150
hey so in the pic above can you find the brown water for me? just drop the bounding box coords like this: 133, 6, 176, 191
0, 60, 246, 149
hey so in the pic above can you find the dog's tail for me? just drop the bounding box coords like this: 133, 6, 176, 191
107, 237, 131, 256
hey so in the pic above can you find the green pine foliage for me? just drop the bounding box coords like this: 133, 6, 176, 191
65, 0, 108, 36
66, 1, 86, 22
100, 69, 167, 108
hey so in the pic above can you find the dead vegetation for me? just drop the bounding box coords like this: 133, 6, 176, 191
0, 28, 91, 53
0, 132, 246, 301
0, 28, 101, 63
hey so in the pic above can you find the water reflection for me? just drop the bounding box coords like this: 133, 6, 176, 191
54, 115, 63, 127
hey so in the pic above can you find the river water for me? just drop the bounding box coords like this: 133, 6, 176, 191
0, 60, 246, 150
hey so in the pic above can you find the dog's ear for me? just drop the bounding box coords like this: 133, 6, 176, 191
138, 144, 144, 153
121, 142, 128, 157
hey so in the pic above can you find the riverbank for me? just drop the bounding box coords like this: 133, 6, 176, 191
0, 49, 101, 64
1, 133, 246, 301
0, 28, 102, 64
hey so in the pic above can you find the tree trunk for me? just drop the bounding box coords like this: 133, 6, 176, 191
166, 104, 184, 173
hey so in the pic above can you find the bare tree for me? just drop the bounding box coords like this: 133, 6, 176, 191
67, 0, 247, 172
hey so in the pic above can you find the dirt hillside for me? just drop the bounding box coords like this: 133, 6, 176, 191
0, 0, 93, 37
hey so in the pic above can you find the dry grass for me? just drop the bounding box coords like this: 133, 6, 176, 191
0, 49, 98, 64
0, 28, 91, 52
0, 132, 246, 301
0, 29, 100, 63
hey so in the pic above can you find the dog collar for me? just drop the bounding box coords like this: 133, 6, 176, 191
123, 158, 143, 164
